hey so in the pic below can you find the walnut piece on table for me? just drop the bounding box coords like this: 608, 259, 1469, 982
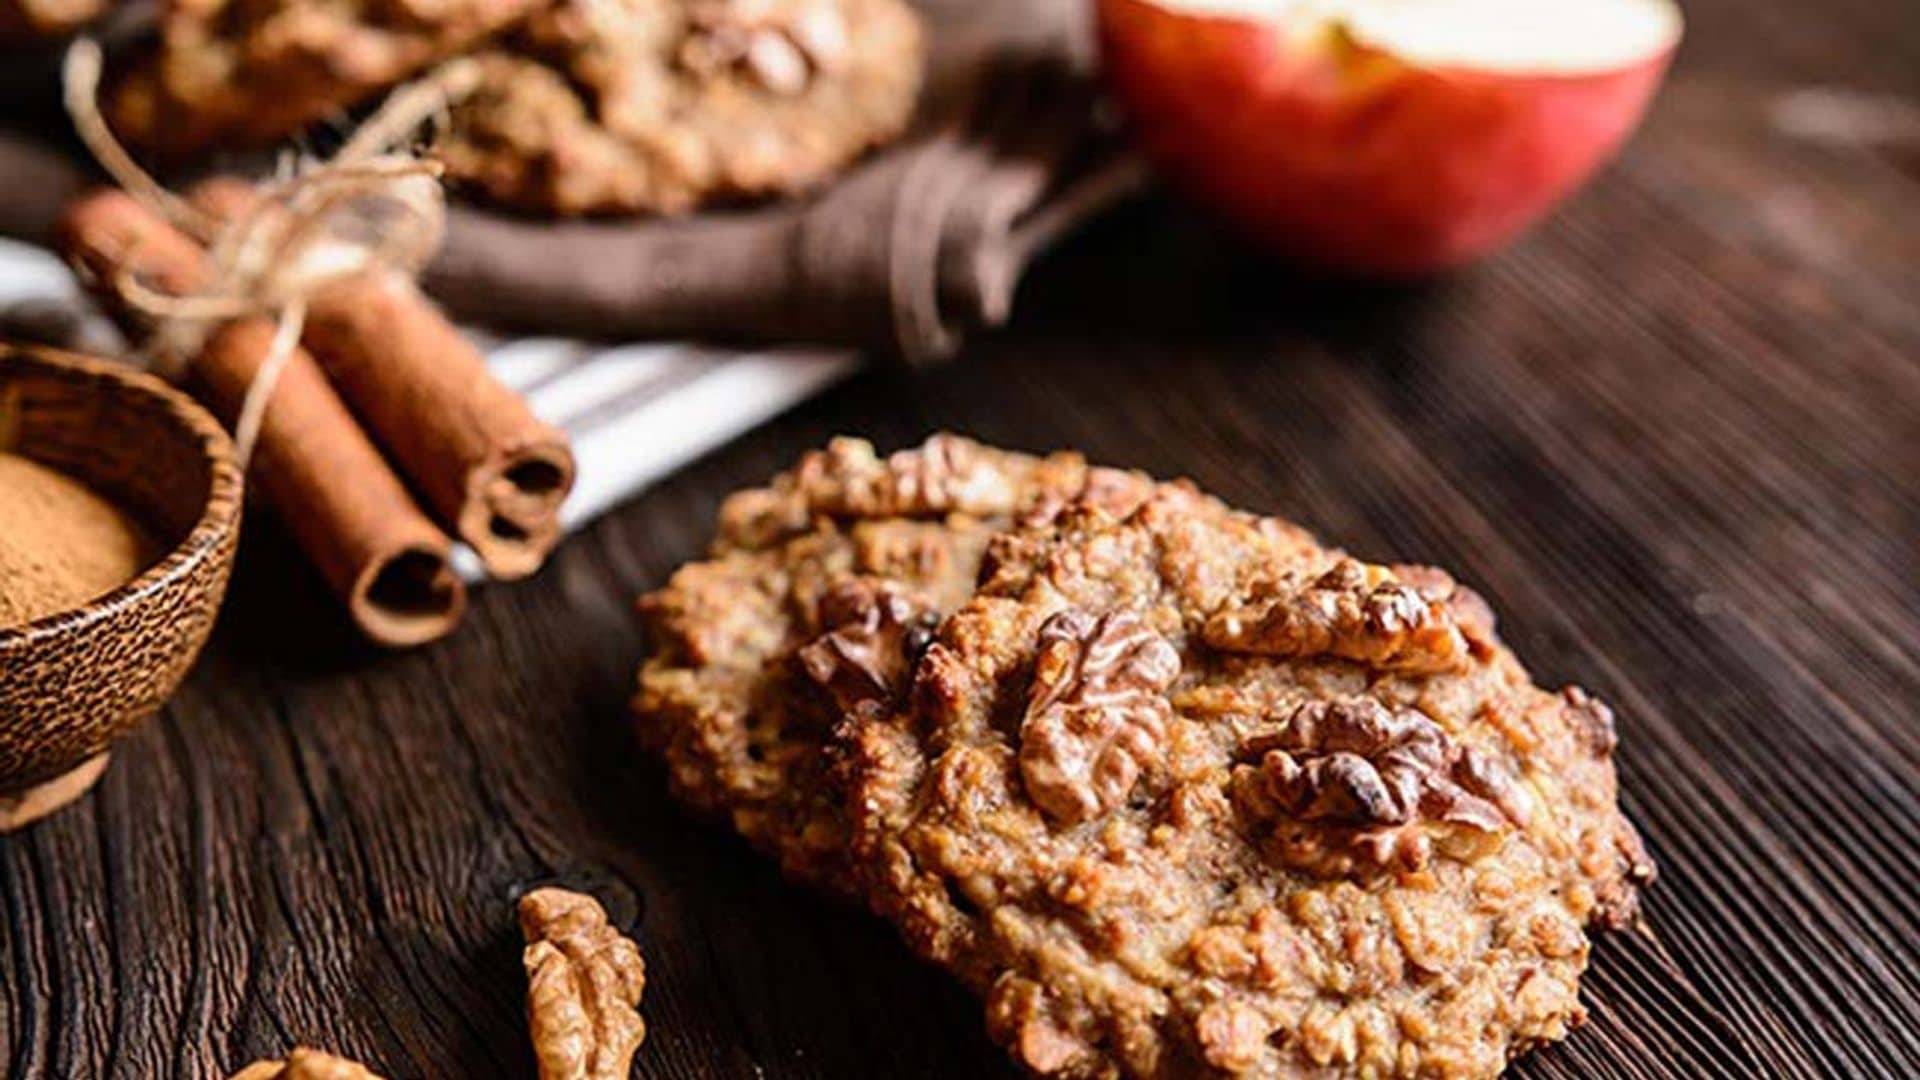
520, 887, 647, 1080
227, 1048, 387, 1080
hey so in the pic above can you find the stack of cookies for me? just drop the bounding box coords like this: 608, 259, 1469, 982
100, 0, 925, 217
634, 434, 1656, 1079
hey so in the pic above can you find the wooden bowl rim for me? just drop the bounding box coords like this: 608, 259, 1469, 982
0, 345, 244, 648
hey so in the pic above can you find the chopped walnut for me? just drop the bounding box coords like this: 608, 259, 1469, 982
1593, 820, 1659, 930
1560, 685, 1619, 755
227, 1050, 385, 1080
1390, 562, 1500, 658
519, 887, 647, 1080
798, 579, 940, 714
681, 0, 852, 95
1205, 560, 1473, 674
1018, 609, 1181, 823
1195, 1000, 1271, 1073
1016, 465, 1156, 530
792, 435, 1020, 520
986, 974, 1092, 1075
1232, 699, 1526, 876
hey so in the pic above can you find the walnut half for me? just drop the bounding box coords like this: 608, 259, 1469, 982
1205, 560, 1475, 674
1232, 699, 1528, 877
787, 434, 1020, 520
1018, 608, 1181, 823
681, 0, 852, 96
227, 1049, 386, 1080
520, 887, 648, 1080
798, 579, 940, 715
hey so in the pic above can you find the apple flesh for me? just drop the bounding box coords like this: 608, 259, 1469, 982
1097, 0, 1683, 275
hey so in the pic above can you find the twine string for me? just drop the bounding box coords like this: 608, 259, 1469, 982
62, 39, 216, 243
61, 38, 476, 468
232, 297, 306, 470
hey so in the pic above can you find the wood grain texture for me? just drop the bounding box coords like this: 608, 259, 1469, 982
2, 0, 1916, 1074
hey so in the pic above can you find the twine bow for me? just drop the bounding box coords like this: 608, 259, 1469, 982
61, 38, 480, 467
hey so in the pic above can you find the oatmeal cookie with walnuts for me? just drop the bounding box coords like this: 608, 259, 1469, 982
436, 0, 923, 216
105, 0, 541, 161
633, 434, 1154, 895
0, 0, 105, 40
843, 490, 1655, 1078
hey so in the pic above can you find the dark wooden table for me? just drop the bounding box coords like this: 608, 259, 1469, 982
4, 0, 1917, 1074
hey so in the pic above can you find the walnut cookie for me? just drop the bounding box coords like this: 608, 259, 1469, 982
632, 435, 1155, 896
0, 0, 104, 40
436, 0, 925, 216
842, 490, 1655, 1078
106, 0, 544, 161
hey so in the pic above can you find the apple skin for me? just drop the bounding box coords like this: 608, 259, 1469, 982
1096, 0, 1677, 275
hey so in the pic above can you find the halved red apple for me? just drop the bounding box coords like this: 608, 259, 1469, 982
1097, 0, 1683, 274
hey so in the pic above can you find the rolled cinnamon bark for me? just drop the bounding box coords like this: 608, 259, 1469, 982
190, 178, 576, 580
57, 188, 466, 646
196, 320, 468, 646
302, 272, 576, 580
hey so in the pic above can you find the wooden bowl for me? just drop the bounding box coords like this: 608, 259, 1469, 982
0, 345, 243, 830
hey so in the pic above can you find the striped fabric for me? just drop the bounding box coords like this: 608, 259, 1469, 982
0, 237, 858, 575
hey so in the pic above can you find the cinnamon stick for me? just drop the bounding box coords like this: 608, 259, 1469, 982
194, 178, 576, 580
57, 189, 467, 646
306, 272, 575, 579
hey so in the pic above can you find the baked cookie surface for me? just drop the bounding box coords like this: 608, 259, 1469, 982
107, 0, 541, 160
0, 0, 104, 39
843, 489, 1654, 1078
438, 0, 924, 216
633, 435, 1150, 895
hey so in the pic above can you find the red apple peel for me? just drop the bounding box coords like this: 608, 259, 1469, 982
1097, 0, 1682, 274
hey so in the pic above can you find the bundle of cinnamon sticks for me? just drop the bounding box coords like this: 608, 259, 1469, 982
57, 182, 575, 646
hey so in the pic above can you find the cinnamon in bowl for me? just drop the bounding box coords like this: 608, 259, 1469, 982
0, 344, 243, 830
0, 451, 157, 627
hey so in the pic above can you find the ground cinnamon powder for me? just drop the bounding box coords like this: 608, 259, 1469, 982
0, 451, 153, 628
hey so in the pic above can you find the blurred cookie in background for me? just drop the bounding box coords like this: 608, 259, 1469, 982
105, 0, 545, 161
0, 0, 106, 41
436, 0, 924, 216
